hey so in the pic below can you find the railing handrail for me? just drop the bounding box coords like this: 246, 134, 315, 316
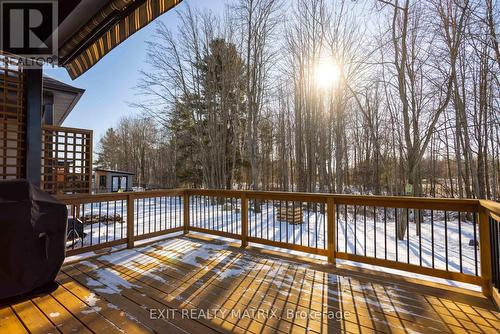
59, 188, 485, 212
480, 199, 500, 217
56, 188, 186, 204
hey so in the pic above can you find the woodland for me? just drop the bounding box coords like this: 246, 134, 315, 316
96, 0, 500, 200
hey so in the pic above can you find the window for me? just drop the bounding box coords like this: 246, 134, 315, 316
111, 175, 128, 192
99, 175, 106, 189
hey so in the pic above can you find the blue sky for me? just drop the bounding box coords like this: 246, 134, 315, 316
45, 0, 225, 145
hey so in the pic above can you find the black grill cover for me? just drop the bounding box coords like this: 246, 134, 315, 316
0, 180, 67, 300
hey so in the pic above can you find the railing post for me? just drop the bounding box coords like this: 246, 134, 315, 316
479, 207, 492, 297
127, 194, 134, 249
241, 193, 248, 248
183, 191, 189, 234
327, 197, 336, 264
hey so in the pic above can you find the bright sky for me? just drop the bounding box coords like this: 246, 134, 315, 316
45, 0, 225, 145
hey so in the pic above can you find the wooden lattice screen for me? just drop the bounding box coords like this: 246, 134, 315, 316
41, 125, 92, 194
0, 54, 26, 179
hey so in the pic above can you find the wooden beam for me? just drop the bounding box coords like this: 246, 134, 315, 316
335, 252, 482, 285
127, 194, 134, 249
25, 67, 42, 186
133, 227, 183, 241
327, 197, 336, 264
183, 192, 189, 234
247, 236, 328, 256
241, 193, 248, 248
66, 238, 127, 256
188, 226, 242, 240
492, 287, 500, 310
479, 208, 492, 296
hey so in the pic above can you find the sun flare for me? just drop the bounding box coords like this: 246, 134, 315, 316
315, 61, 341, 89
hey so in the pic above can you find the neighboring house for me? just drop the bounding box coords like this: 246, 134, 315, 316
40, 76, 92, 194
94, 169, 135, 193
43, 76, 85, 126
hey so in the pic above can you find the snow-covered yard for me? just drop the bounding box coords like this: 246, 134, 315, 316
68, 196, 480, 277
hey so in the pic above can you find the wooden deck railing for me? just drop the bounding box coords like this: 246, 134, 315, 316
58, 189, 500, 304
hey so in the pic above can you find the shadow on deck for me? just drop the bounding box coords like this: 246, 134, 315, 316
1, 235, 499, 334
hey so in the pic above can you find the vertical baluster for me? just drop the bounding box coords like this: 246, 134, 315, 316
71, 205, 76, 249
226, 197, 229, 233
292, 201, 295, 244
121, 199, 124, 239
304, 203, 308, 248
395, 208, 398, 261
299, 201, 303, 246
493, 219, 499, 289
177, 195, 180, 228
384, 207, 387, 260
406, 209, 410, 264
336, 204, 339, 252
162, 197, 165, 230
183, 192, 189, 234
419, 209, 422, 267
272, 199, 276, 242
113, 200, 117, 241
445, 211, 448, 271
354, 205, 357, 255
373, 207, 376, 258
212, 196, 215, 231
88, 203, 92, 246
154, 197, 157, 233
344, 205, 348, 253
97, 202, 102, 244
431, 210, 434, 268
323, 203, 326, 250
473, 212, 478, 276
135, 198, 139, 237
363, 206, 367, 256
314, 203, 318, 249
106, 201, 109, 243
459, 212, 463, 273
266, 200, 270, 240
219, 196, 222, 232
280, 200, 283, 243
229, 197, 234, 234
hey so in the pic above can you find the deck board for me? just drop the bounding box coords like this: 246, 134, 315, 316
1, 235, 499, 334
0, 306, 28, 334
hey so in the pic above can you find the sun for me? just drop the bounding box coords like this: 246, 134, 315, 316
315, 61, 341, 90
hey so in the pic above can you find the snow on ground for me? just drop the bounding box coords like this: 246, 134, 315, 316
68, 197, 480, 277
83, 237, 476, 327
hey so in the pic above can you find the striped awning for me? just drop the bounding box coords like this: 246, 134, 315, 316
61, 0, 182, 79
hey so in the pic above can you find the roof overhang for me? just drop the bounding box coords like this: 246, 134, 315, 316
94, 168, 135, 175
58, 0, 183, 79
1, 1, 183, 79
43, 76, 85, 125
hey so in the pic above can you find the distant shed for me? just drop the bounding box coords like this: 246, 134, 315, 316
94, 169, 134, 193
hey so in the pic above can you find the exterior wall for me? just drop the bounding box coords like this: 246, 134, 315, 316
95, 170, 107, 192
94, 171, 133, 193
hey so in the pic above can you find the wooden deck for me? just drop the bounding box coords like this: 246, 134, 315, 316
1, 235, 499, 334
